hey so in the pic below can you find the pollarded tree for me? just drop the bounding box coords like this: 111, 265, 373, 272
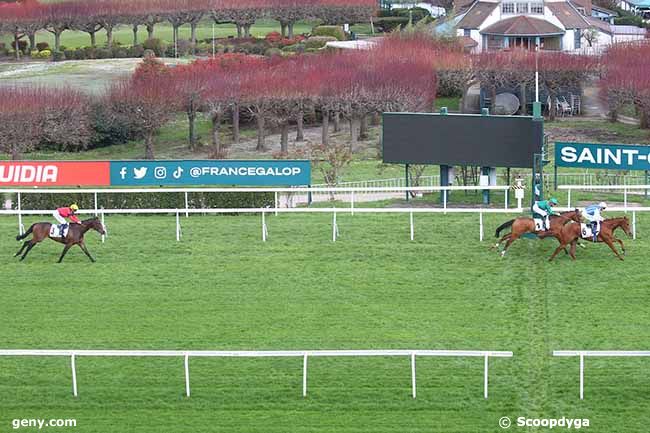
108, 58, 177, 159
0, 87, 45, 160
42, 1, 77, 52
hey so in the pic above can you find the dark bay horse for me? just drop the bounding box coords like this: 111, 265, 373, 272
15, 218, 106, 263
549, 216, 632, 261
494, 210, 582, 257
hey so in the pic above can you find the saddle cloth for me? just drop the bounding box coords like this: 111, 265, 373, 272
533, 218, 545, 232
49, 224, 69, 238
580, 223, 595, 239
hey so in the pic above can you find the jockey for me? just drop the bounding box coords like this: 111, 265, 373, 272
532, 197, 559, 231
53, 204, 81, 237
584, 202, 607, 241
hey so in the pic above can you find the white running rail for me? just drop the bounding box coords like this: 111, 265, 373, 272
0, 349, 513, 399
558, 184, 650, 211
553, 350, 650, 400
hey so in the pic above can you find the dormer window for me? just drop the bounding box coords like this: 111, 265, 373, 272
502, 2, 515, 13
530, 2, 544, 14
517, 2, 529, 13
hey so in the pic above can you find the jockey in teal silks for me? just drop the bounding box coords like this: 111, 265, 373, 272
532, 198, 559, 231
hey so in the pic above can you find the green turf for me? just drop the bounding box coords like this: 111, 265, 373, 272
1, 212, 649, 432
0, 19, 372, 51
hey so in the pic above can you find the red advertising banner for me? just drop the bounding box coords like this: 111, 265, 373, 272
0, 161, 111, 186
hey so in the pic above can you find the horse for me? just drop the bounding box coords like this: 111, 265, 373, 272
549, 216, 632, 261
493, 209, 582, 257
14, 217, 106, 263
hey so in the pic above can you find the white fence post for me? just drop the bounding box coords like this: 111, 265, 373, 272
262, 211, 267, 242
484, 354, 488, 399
504, 189, 508, 210
579, 353, 584, 400
185, 192, 189, 218
332, 212, 338, 242
274, 192, 279, 217
443, 190, 447, 213
100, 209, 106, 244
351, 191, 355, 216
176, 212, 181, 242
567, 189, 572, 209
94, 192, 98, 216
17, 191, 24, 235
302, 353, 308, 397
633, 211, 637, 240
409, 211, 414, 241
411, 353, 416, 399
71, 354, 78, 397
479, 212, 484, 242
184, 353, 191, 397
624, 187, 628, 213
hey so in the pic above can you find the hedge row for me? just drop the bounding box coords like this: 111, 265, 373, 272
13, 192, 274, 212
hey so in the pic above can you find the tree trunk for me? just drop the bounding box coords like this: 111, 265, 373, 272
371, 112, 381, 126
54, 31, 61, 52
132, 25, 139, 46
359, 115, 368, 140
296, 110, 304, 141
89, 31, 97, 47
173, 26, 179, 56
106, 26, 114, 49
190, 22, 198, 54
288, 22, 294, 39
232, 104, 240, 143
147, 23, 155, 39
280, 123, 289, 155
28, 32, 36, 51
256, 115, 265, 151
14, 33, 20, 60
211, 112, 222, 154
490, 85, 497, 114
333, 111, 341, 132
236, 24, 243, 38
188, 109, 196, 150
145, 132, 155, 160
11, 147, 20, 161
549, 93, 558, 121
520, 82, 527, 116
280, 22, 287, 37
640, 109, 649, 130
322, 111, 330, 146
244, 25, 251, 38
350, 116, 359, 151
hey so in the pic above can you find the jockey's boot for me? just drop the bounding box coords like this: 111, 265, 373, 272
545, 216, 550, 231
591, 222, 598, 242
60, 223, 68, 238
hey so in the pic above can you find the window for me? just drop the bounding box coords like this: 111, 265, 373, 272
501, 2, 515, 13
530, 2, 544, 14
574, 29, 581, 48
517, 2, 529, 13
464, 29, 471, 36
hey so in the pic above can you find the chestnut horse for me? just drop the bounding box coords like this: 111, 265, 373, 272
549, 216, 632, 261
494, 210, 582, 257
15, 218, 106, 263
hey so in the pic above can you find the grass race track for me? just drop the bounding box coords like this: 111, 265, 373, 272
1, 213, 650, 432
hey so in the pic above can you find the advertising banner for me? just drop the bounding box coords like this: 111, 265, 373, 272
0, 161, 111, 187
556, 142, 650, 171
110, 160, 311, 186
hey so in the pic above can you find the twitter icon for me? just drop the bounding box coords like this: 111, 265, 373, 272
133, 167, 148, 179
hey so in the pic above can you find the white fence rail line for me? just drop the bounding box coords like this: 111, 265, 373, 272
0, 349, 513, 399
2, 206, 524, 243
553, 351, 650, 400
558, 185, 650, 212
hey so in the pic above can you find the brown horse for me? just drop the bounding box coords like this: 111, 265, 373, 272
549, 216, 632, 261
15, 217, 106, 263
494, 209, 582, 257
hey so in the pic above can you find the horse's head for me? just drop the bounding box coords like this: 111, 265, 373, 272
83, 218, 106, 236
618, 216, 632, 237
570, 208, 582, 223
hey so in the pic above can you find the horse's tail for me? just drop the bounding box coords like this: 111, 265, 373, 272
16, 224, 34, 241
495, 219, 515, 238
